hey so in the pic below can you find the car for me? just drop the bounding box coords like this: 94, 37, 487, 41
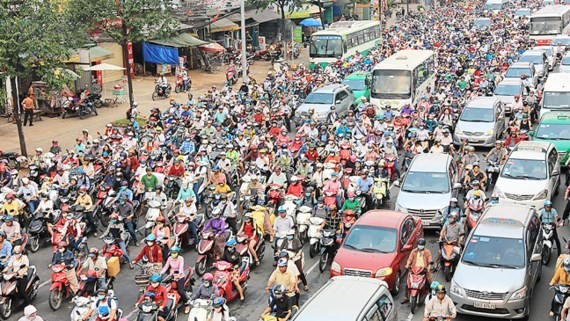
514, 8, 531, 18
532, 45, 556, 71
450, 204, 542, 320
296, 84, 355, 122
292, 276, 398, 321
540, 73, 570, 116
517, 50, 548, 78
342, 71, 371, 107
530, 112, 570, 166
330, 210, 424, 295
504, 62, 538, 89
454, 97, 505, 147
473, 17, 492, 29
394, 153, 461, 228
551, 35, 570, 58
493, 141, 561, 208
493, 78, 525, 114
560, 52, 570, 73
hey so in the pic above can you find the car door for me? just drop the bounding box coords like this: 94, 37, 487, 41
547, 148, 560, 195
494, 102, 504, 136
526, 214, 541, 288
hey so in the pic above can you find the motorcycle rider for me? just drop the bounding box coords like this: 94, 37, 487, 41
237, 213, 261, 265
1, 216, 22, 245
203, 208, 227, 260
439, 212, 464, 249
18, 305, 43, 321
340, 191, 361, 215
220, 238, 245, 302
156, 73, 169, 95
540, 200, 562, 257
160, 246, 190, 313
266, 258, 297, 305
136, 274, 169, 321
50, 241, 79, 295
191, 273, 218, 301
113, 195, 138, 247
209, 297, 233, 321
132, 234, 163, 274
484, 140, 508, 165
17, 177, 39, 220
100, 213, 133, 268
260, 284, 292, 321
423, 285, 456, 321
279, 230, 308, 292
401, 239, 433, 304
550, 258, 570, 316
177, 197, 199, 246
75, 185, 97, 236
464, 180, 487, 203
273, 207, 295, 245
79, 248, 107, 288
3, 245, 30, 304
79, 286, 117, 321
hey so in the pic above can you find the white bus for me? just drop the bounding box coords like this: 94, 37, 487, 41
309, 20, 381, 70
370, 50, 436, 111
540, 73, 570, 117
529, 5, 570, 46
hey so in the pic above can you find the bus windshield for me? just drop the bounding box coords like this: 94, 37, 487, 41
371, 70, 411, 99
530, 17, 562, 35
310, 35, 343, 58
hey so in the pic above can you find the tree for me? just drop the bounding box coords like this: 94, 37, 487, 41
0, 0, 83, 155
248, 0, 303, 41
67, 0, 179, 106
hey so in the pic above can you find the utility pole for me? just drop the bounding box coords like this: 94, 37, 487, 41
117, 0, 134, 106
240, 0, 248, 83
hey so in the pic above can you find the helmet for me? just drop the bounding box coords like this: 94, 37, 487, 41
145, 234, 157, 242
435, 284, 446, 294
417, 238, 426, 246
79, 186, 88, 192
203, 273, 214, 281
35, 148, 43, 153
144, 292, 156, 300
471, 180, 480, 187
212, 207, 222, 217
278, 206, 286, 213
430, 281, 441, 290
57, 241, 67, 248
564, 258, 570, 272
290, 176, 299, 182
544, 200, 553, 207
226, 238, 237, 247
273, 285, 286, 298
169, 245, 180, 253
448, 211, 458, 220
156, 216, 166, 223
450, 197, 458, 203
24, 305, 37, 318
212, 297, 225, 308
277, 258, 288, 267
149, 274, 162, 283
97, 285, 109, 294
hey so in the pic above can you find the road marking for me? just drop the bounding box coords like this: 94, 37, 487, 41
38, 279, 50, 289
305, 260, 320, 276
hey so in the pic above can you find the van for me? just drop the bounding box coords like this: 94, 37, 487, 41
449, 204, 542, 319
540, 73, 570, 118
453, 97, 505, 147
486, 0, 512, 12
394, 153, 460, 228
293, 276, 398, 321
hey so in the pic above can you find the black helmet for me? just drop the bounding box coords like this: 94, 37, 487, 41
435, 284, 446, 294
273, 285, 286, 298
417, 238, 426, 246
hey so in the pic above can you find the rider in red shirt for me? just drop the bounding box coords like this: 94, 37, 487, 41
286, 176, 304, 198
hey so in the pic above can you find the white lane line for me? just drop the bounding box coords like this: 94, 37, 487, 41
304, 260, 320, 276
38, 279, 50, 289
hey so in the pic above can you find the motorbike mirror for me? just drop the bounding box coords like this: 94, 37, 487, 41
530, 253, 542, 262
393, 180, 400, 188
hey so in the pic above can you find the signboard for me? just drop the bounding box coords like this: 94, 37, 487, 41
294, 26, 303, 43
127, 42, 135, 77
259, 36, 266, 50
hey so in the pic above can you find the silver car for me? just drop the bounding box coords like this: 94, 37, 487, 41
296, 84, 355, 122
532, 46, 556, 71
518, 50, 548, 78
561, 52, 570, 73
454, 97, 505, 147
504, 62, 538, 89
493, 78, 525, 114
449, 204, 542, 319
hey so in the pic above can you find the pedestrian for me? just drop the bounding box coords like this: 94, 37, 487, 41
21, 94, 34, 126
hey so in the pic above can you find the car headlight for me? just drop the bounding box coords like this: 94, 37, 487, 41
485, 128, 494, 136
455, 128, 464, 135
532, 189, 548, 201
331, 261, 341, 273
395, 203, 407, 213
493, 186, 505, 198
375, 267, 393, 277
510, 286, 527, 301
450, 281, 465, 296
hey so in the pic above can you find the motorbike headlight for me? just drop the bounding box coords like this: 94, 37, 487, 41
395, 203, 407, 213
509, 286, 527, 301
450, 281, 465, 296
485, 128, 494, 136
375, 267, 393, 277
493, 186, 505, 198
532, 189, 548, 201
331, 261, 341, 273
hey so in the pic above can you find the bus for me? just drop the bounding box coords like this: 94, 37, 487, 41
309, 20, 381, 70
370, 49, 436, 111
529, 5, 570, 46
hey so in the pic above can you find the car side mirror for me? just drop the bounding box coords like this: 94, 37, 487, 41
335, 100, 341, 104
531, 253, 542, 262
402, 244, 413, 251
553, 169, 560, 176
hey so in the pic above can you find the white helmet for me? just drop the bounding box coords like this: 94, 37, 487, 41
133, 101, 139, 107
24, 305, 37, 318
290, 176, 299, 182
35, 148, 43, 153
21, 177, 30, 185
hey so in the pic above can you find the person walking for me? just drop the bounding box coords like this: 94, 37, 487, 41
21, 94, 35, 127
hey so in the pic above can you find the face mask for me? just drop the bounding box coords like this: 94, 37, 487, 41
146, 242, 154, 247
418, 245, 425, 250
171, 253, 179, 258
111, 219, 118, 224
286, 235, 294, 240
59, 248, 65, 253
97, 294, 105, 300
151, 282, 159, 288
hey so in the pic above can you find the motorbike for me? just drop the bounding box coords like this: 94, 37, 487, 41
267, 184, 284, 210
406, 266, 429, 314
164, 268, 195, 312
319, 229, 336, 273
85, 92, 103, 109
552, 284, 570, 321
49, 263, 75, 311
226, 67, 238, 85
102, 235, 130, 264
151, 83, 172, 101
272, 231, 287, 262
236, 232, 266, 265
212, 260, 250, 302
485, 160, 500, 192
296, 206, 312, 245
0, 267, 40, 319
92, 186, 115, 228
440, 241, 461, 282
142, 199, 161, 236
28, 209, 59, 253
308, 217, 325, 258
172, 213, 203, 249
135, 300, 159, 321
323, 191, 337, 209
383, 154, 398, 182
187, 299, 212, 321
466, 199, 485, 230
61, 98, 97, 120
372, 179, 388, 209
70, 296, 95, 321
195, 231, 217, 276
542, 222, 556, 266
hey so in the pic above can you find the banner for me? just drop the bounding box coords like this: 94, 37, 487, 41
143, 42, 178, 65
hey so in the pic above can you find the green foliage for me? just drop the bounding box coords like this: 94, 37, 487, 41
67, 0, 180, 46
0, 0, 82, 84
247, 0, 303, 17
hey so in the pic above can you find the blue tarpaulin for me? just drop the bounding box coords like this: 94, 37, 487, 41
143, 42, 178, 65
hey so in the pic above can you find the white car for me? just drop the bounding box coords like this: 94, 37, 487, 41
518, 50, 548, 78
504, 61, 538, 89
493, 141, 560, 208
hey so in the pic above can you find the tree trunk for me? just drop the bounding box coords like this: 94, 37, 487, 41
280, 4, 286, 43
318, 0, 324, 30
121, 15, 134, 107
10, 77, 27, 156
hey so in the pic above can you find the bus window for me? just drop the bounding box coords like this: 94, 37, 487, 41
371, 69, 412, 99
310, 35, 343, 58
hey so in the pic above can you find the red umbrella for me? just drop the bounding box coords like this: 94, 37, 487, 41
198, 43, 226, 53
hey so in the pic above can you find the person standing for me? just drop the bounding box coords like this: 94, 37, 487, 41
21, 94, 35, 127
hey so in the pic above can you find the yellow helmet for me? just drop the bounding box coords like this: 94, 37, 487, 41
473, 190, 482, 198
177, 155, 184, 161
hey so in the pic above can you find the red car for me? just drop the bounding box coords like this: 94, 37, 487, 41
330, 210, 424, 294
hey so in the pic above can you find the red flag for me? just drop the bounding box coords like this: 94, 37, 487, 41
212, 13, 220, 22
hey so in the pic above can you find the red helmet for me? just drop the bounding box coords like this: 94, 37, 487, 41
203, 273, 214, 281
156, 216, 166, 223
79, 186, 88, 192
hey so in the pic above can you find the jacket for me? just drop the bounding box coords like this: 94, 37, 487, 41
134, 244, 163, 263
406, 248, 433, 269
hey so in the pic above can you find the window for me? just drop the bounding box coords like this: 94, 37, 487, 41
376, 294, 394, 320
400, 218, 414, 246
548, 150, 557, 174
336, 91, 349, 102
365, 307, 382, 321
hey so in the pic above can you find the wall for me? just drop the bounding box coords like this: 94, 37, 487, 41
99, 42, 124, 84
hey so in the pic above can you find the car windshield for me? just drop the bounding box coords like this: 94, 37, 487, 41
474, 19, 491, 27
553, 37, 570, 46
342, 78, 367, 91
494, 84, 520, 96
343, 225, 398, 253
534, 47, 552, 56
535, 123, 570, 140
518, 54, 543, 65
501, 158, 547, 180
515, 9, 530, 16
462, 235, 525, 269
304, 92, 333, 104
505, 67, 531, 78
543, 92, 570, 109
530, 17, 562, 35
486, 3, 502, 10
561, 56, 570, 65
401, 171, 450, 193
371, 69, 412, 99
310, 35, 343, 58
460, 107, 495, 122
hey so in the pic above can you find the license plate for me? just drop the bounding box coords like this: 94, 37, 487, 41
474, 302, 495, 309
469, 139, 479, 143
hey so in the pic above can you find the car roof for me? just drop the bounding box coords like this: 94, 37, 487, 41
466, 96, 500, 108
313, 84, 349, 93
540, 111, 570, 122
345, 71, 370, 79
509, 141, 554, 160
474, 205, 534, 238
357, 210, 408, 228
293, 276, 389, 321
408, 153, 452, 172
520, 50, 544, 56
496, 78, 523, 86
509, 61, 533, 68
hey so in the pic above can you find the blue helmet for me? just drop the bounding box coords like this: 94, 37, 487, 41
169, 245, 181, 253
149, 274, 162, 283
430, 281, 441, 290
226, 238, 237, 247
544, 200, 553, 207
278, 206, 286, 213
144, 292, 156, 299
145, 234, 157, 242
212, 297, 225, 308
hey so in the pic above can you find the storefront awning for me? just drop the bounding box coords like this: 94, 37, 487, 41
210, 18, 240, 33
89, 46, 114, 62
228, 9, 281, 24
149, 33, 209, 48
285, 4, 320, 19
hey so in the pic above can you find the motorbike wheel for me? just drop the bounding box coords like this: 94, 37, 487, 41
29, 235, 40, 252
29, 279, 40, 301
79, 110, 86, 120
319, 251, 329, 273
49, 288, 63, 311
444, 265, 452, 282
195, 258, 208, 276
410, 295, 419, 314
299, 230, 307, 246
165, 88, 172, 98
175, 85, 182, 93
0, 300, 11, 320
542, 245, 552, 265
94, 99, 102, 108
152, 91, 158, 101
309, 243, 318, 258
61, 111, 66, 119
